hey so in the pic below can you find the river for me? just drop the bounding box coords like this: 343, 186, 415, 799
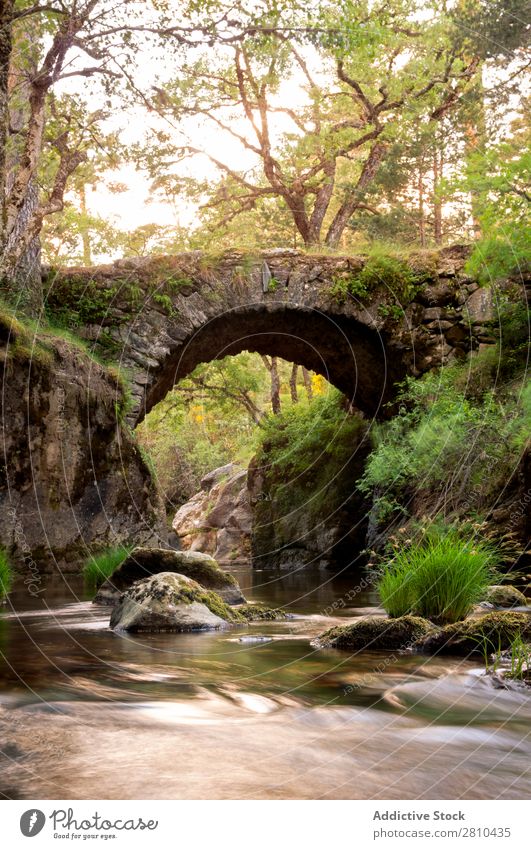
1, 567, 530, 799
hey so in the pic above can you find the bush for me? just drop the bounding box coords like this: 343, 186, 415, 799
0, 548, 13, 599
83, 545, 133, 588
377, 526, 498, 624
358, 353, 530, 521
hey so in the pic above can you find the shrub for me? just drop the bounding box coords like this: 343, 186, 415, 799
358, 356, 530, 520
377, 526, 498, 624
330, 251, 422, 304
83, 545, 133, 588
0, 548, 13, 599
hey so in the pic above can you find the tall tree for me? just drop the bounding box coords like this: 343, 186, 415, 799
0, 0, 219, 309
145, 1, 481, 247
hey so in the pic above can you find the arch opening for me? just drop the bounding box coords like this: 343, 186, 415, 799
137, 304, 405, 426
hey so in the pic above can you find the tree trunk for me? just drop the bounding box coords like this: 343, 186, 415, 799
465, 112, 487, 238
1, 8, 43, 313
325, 142, 387, 248
261, 355, 281, 414
433, 146, 443, 246
302, 367, 313, 401
0, 1, 13, 252
5, 179, 42, 312
418, 156, 426, 248
80, 182, 92, 265
289, 363, 298, 403
270, 356, 281, 414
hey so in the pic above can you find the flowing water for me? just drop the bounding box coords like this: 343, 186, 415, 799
0, 567, 530, 799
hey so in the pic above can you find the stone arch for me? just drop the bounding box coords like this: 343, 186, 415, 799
139, 302, 397, 423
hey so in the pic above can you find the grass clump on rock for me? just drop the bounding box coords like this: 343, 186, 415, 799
83, 545, 133, 589
414, 612, 531, 656
377, 526, 498, 624
314, 615, 433, 651
0, 548, 13, 599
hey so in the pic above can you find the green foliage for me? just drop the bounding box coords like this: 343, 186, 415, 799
466, 223, 531, 285
507, 635, 531, 681
377, 525, 498, 623
257, 388, 363, 484
359, 336, 531, 521
83, 545, 133, 589
255, 388, 366, 524
44, 274, 121, 328
0, 549, 14, 599
461, 122, 530, 283
331, 251, 425, 304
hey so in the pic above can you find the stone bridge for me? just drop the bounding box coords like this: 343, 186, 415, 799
46, 245, 494, 424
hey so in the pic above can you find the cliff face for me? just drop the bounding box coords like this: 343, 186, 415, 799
0, 315, 165, 572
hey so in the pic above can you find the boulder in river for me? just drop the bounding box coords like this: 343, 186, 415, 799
482, 585, 528, 608
414, 611, 531, 656
109, 572, 243, 633
94, 547, 245, 606
313, 615, 433, 651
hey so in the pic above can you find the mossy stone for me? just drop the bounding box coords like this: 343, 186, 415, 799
313, 615, 433, 651
483, 585, 528, 608
110, 571, 246, 632
236, 603, 288, 621
414, 611, 531, 656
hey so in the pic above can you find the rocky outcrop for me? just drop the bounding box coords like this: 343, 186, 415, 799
483, 585, 528, 608
313, 615, 433, 651
0, 314, 165, 571
109, 572, 239, 632
94, 546, 245, 605
414, 612, 531, 656
172, 464, 252, 565
45, 246, 501, 425
249, 416, 371, 570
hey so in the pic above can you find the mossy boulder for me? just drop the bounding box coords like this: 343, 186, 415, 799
414, 611, 531, 656
236, 603, 289, 621
483, 585, 528, 608
94, 547, 245, 606
312, 615, 433, 651
109, 572, 246, 633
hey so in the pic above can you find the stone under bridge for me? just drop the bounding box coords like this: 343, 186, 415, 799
45, 245, 495, 424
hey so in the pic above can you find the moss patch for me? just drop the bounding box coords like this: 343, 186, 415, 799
123, 572, 244, 623
314, 615, 433, 651
237, 603, 288, 621
414, 611, 531, 656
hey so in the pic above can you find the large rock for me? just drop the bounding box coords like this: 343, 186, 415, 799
172, 465, 252, 565
483, 585, 528, 608
0, 321, 164, 571
313, 615, 433, 651
414, 612, 531, 656
109, 572, 239, 633
94, 547, 245, 606
248, 421, 370, 570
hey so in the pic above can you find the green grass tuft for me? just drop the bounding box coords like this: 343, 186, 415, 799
83, 545, 133, 589
0, 548, 14, 599
377, 526, 498, 624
